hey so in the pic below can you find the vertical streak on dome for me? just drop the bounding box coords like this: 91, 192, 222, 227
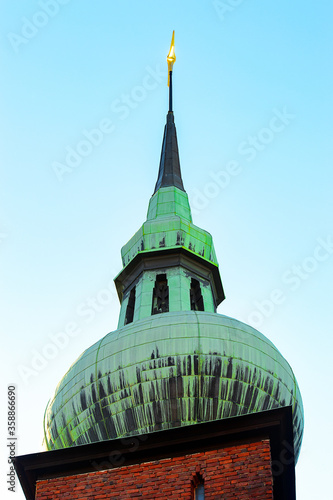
93, 338, 111, 441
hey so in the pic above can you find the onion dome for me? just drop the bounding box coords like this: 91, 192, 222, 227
44, 312, 303, 460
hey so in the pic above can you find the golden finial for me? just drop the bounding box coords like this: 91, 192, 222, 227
167, 31, 176, 86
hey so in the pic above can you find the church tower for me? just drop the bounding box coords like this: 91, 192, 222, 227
15, 33, 304, 500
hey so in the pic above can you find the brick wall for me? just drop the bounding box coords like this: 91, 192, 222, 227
36, 439, 273, 499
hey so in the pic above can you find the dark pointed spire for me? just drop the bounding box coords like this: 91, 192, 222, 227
153, 111, 185, 194
153, 33, 185, 194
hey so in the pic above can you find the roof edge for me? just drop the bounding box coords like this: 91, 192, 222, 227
14, 407, 295, 500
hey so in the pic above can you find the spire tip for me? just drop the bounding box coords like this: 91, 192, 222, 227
167, 31, 176, 86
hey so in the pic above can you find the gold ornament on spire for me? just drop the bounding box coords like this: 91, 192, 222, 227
167, 30, 176, 86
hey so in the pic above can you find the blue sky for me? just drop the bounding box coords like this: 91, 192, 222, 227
1, 1, 332, 498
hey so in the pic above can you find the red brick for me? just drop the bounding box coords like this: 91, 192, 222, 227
36, 439, 273, 500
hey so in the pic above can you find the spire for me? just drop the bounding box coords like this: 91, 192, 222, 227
153, 111, 185, 193
153, 31, 185, 194
115, 32, 225, 323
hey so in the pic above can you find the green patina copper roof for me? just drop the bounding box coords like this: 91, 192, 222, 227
43, 311, 304, 461
120, 186, 218, 268
147, 185, 191, 221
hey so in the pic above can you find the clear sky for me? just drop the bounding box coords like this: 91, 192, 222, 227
1, 1, 332, 498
